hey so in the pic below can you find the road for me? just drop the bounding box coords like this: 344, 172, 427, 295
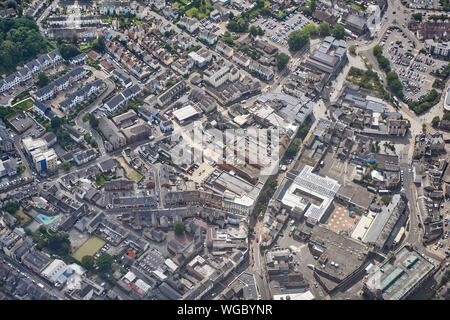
74, 69, 116, 156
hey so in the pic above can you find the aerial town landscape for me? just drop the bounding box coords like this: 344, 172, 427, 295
0, 0, 449, 302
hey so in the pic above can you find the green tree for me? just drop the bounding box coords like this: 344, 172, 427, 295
249, 26, 264, 37
0, 17, 48, 73
4, 201, 19, 215
318, 22, 331, 36
92, 36, 106, 52
62, 160, 71, 171
412, 13, 422, 21
96, 253, 113, 271
304, 23, 318, 36
226, 17, 249, 33
81, 255, 95, 270
348, 45, 356, 55
276, 53, 290, 71
373, 45, 383, 57
38, 73, 49, 87
432, 116, 440, 127
59, 44, 80, 60
56, 36, 64, 45
381, 195, 392, 205
288, 29, 310, 51
285, 137, 301, 159
89, 114, 99, 129
332, 24, 345, 39
51, 117, 63, 129
48, 232, 71, 256
174, 221, 185, 235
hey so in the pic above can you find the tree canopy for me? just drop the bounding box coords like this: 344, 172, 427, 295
62, 160, 71, 170
51, 116, 64, 129
92, 36, 106, 53
226, 18, 249, 33
288, 29, 310, 51
38, 72, 49, 87
58, 43, 80, 60
81, 255, 95, 270
276, 53, 290, 71
47, 232, 71, 256
332, 24, 346, 40
249, 26, 264, 37
318, 22, 331, 36
96, 253, 113, 271
4, 201, 19, 215
174, 221, 185, 235
0, 17, 48, 73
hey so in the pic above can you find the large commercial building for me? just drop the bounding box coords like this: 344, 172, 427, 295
172, 104, 203, 125
279, 166, 341, 225
98, 117, 126, 151
120, 119, 151, 144
355, 194, 408, 250
363, 245, 435, 300
305, 36, 347, 78
22, 137, 58, 173
424, 39, 450, 58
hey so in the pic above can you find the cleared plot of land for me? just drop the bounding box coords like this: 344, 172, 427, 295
16, 207, 31, 226
117, 156, 143, 183
72, 236, 105, 262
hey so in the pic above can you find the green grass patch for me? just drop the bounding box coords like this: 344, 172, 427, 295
12, 97, 34, 111
72, 236, 106, 262
348, 2, 365, 11
185, 0, 213, 20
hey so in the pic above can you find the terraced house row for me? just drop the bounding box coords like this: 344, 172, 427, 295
0, 49, 63, 94
33, 67, 89, 102
59, 79, 105, 112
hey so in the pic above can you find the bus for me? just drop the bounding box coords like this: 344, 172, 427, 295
367, 186, 378, 193
378, 189, 391, 195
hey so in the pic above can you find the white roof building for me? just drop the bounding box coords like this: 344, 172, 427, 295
172, 105, 202, 123
281, 165, 340, 224
41, 259, 68, 283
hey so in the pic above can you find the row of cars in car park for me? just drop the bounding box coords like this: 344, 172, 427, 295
0, 177, 28, 190
94, 243, 111, 259
259, 11, 312, 46
187, 163, 199, 175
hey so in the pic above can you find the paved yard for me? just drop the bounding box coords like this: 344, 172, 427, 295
326, 204, 360, 235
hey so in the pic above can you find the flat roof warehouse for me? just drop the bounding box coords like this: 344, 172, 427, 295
172, 105, 203, 124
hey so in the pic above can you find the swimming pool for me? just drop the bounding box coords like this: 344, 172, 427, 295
37, 214, 59, 225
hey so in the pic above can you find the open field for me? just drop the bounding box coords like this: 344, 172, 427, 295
117, 156, 143, 182
72, 236, 106, 262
